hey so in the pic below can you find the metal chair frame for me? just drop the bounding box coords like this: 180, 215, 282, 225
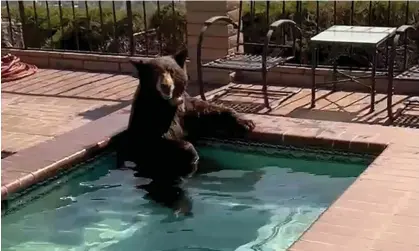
196, 5, 302, 110
388, 24, 417, 123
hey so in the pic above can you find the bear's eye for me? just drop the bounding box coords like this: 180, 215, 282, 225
167, 68, 175, 76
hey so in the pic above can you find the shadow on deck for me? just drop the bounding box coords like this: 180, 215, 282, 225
208, 83, 419, 128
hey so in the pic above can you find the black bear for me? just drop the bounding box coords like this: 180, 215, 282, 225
117, 49, 255, 184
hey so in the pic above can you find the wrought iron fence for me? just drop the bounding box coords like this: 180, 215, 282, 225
1, 0, 186, 56
1, 1, 418, 71
240, 1, 419, 72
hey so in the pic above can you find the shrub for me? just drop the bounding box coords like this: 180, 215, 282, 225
149, 3, 187, 55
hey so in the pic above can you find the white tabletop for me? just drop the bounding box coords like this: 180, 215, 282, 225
310, 25, 397, 45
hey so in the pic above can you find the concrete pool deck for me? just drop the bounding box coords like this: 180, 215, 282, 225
1, 70, 419, 251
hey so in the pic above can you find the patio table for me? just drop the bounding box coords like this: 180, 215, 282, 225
309, 25, 397, 115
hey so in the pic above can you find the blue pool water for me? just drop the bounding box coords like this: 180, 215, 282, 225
1, 141, 374, 251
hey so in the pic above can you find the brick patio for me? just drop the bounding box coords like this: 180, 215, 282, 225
3, 69, 418, 155
1, 69, 138, 153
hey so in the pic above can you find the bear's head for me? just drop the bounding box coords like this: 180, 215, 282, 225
129, 49, 188, 106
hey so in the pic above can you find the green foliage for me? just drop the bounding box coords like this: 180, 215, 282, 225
149, 3, 187, 54
1, 3, 136, 50
0, 2, 182, 54
242, 1, 419, 27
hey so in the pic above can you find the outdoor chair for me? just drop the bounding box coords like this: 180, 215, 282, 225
388, 24, 418, 123
196, 9, 302, 110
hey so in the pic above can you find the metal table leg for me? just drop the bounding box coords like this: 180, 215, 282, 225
311, 46, 317, 108
370, 48, 377, 113
331, 45, 339, 92
387, 35, 397, 123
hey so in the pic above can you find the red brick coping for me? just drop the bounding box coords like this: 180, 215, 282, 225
2, 106, 419, 251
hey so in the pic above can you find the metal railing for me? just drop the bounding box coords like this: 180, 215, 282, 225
1, 1, 418, 72
240, 1, 418, 72
1, 0, 186, 57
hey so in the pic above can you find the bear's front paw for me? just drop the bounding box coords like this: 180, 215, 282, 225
238, 118, 256, 132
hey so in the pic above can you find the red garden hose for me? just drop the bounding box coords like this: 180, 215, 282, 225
1, 54, 38, 83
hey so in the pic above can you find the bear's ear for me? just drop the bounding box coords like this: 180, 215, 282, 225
129, 59, 150, 76
173, 49, 188, 68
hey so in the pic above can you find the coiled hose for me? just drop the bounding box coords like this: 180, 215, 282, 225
1, 54, 38, 83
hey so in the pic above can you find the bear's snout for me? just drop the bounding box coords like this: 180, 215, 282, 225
157, 72, 175, 100
160, 83, 173, 98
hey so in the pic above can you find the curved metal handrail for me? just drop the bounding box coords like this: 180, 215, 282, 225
388, 24, 416, 122
262, 19, 302, 74
397, 25, 416, 72
261, 19, 302, 108
197, 16, 239, 100
396, 24, 416, 35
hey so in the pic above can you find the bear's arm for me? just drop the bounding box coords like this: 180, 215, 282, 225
182, 95, 255, 139
182, 93, 237, 116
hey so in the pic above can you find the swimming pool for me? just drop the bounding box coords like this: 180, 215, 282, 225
1, 140, 375, 251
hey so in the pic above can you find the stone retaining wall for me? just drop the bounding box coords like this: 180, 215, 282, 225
2, 49, 139, 75
3, 48, 418, 95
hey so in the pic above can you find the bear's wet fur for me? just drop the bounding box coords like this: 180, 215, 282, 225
117, 49, 255, 184
137, 180, 193, 217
